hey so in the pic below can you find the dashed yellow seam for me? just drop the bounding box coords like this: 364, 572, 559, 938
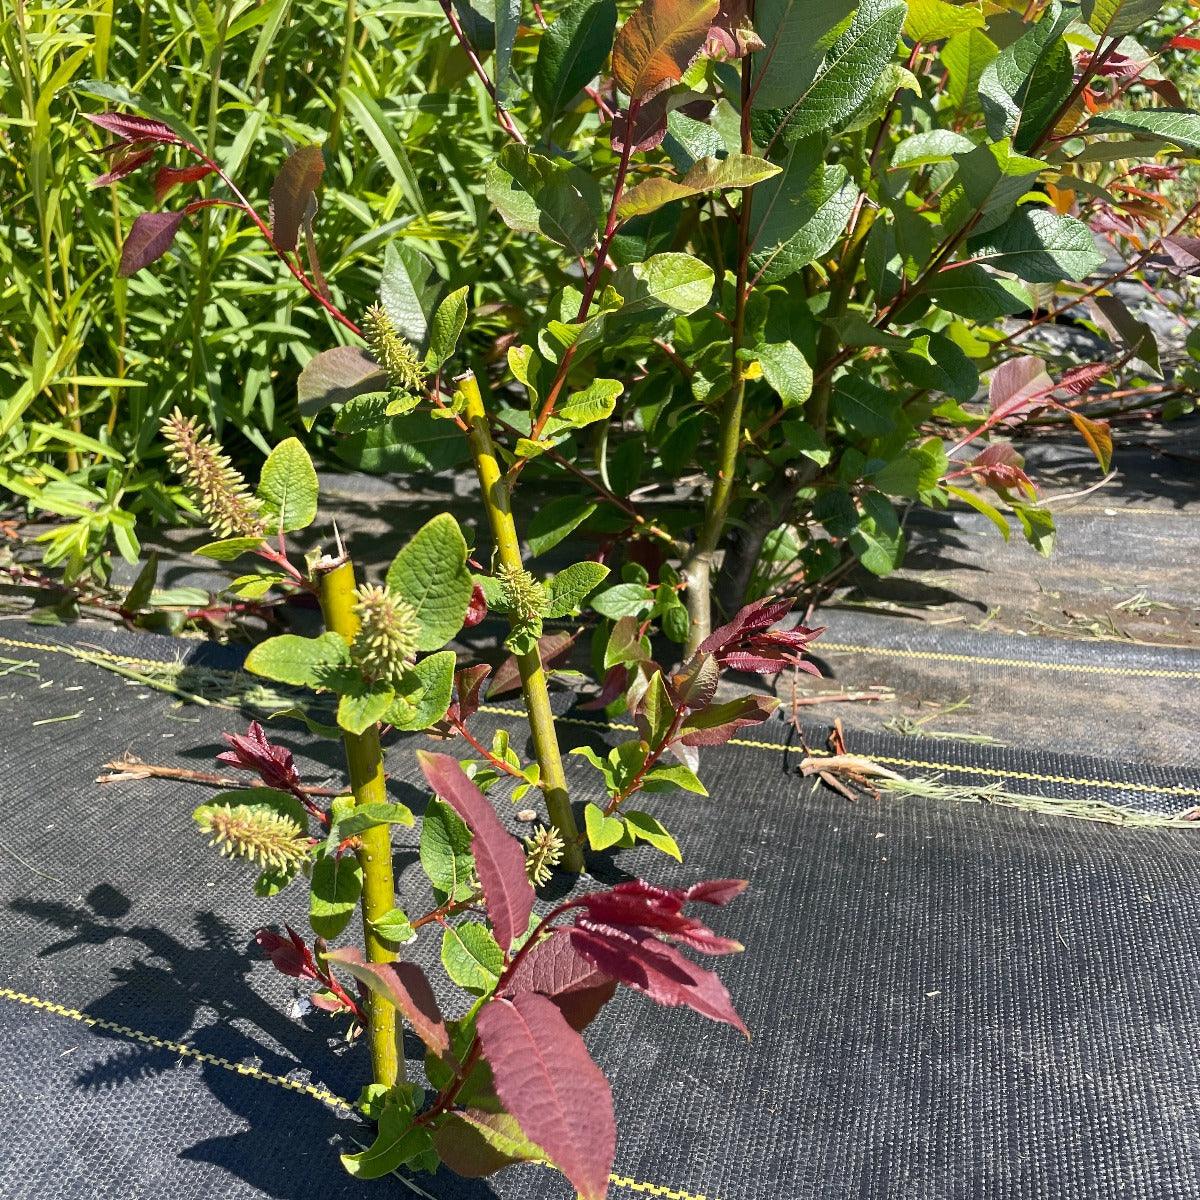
7, 634, 1195, 804
0, 985, 716, 1200
817, 642, 1200, 682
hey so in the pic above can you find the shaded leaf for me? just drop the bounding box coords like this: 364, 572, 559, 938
534, 0, 617, 118
119, 210, 186, 276
269, 144, 324, 252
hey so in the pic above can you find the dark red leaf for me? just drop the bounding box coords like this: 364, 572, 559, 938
217, 720, 302, 792
487, 630, 577, 698
464, 584, 488, 629
502, 929, 617, 1029
1054, 362, 1109, 396
416, 752, 534, 952
85, 110, 183, 146
118, 209, 187, 276
1169, 35, 1200, 50
579, 664, 629, 711
476, 992, 616, 1200
574, 882, 742, 955
90, 145, 156, 188
611, 92, 671, 153
153, 163, 217, 205
269, 143, 324, 253
324, 947, 450, 1057
570, 924, 748, 1036
678, 694, 778, 746
452, 664, 492, 723
256, 925, 316, 978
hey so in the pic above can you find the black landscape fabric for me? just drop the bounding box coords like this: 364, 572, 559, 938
2, 624, 1200, 1199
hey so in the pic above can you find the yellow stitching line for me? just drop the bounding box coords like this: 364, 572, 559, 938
0, 985, 353, 1111
817, 642, 1200, 681
7, 635, 1193, 804
0, 985, 715, 1200
476, 705, 1200, 800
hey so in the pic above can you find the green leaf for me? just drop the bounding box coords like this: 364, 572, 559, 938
1012, 501, 1055, 556
485, 146, 599, 257
832, 372, 900, 437
894, 333, 979, 402
904, 0, 983, 41
194, 536, 264, 561
333, 394, 391, 435
641, 761, 708, 795
584, 802, 625, 850
939, 139, 1045, 237
749, 139, 857, 284
873, 439, 949, 501
851, 492, 905, 576
751, 0, 856, 112
616, 154, 781, 219
1081, 0, 1166, 36
527, 495, 598, 557
420, 798, 476, 902
425, 286, 469, 371
384, 650, 457, 731
890, 129, 977, 169
612, 252, 715, 316
754, 0, 907, 144
590, 582, 654, 619
333, 802, 415, 839
341, 1103, 433, 1180
925, 264, 1032, 320
257, 437, 318, 533
310, 850, 363, 939
945, 483, 1010, 540
336, 676, 396, 734
244, 632, 349, 688
623, 810, 681, 860
977, 1, 1075, 148
380, 240, 438, 346
371, 907, 416, 946
336, 411, 467, 475
441, 922, 504, 994
386, 514, 473, 651
639, 670, 675, 746
533, 0, 617, 119
493, 0, 520, 101
545, 378, 623, 435
942, 28, 998, 114
545, 562, 610, 618
605, 614, 651, 668
1086, 109, 1200, 155
966, 208, 1104, 283
754, 340, 813, 408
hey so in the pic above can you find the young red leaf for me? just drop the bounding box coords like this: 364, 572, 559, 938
324, 947, 450, 1057
612, 0, 719, 100
450, 663, 491, 723
463, 584, 488, 629
85, 110, 182, 146
90, 146, 156, 188
217, 720, 302, 792
575, 882, 743, 954
1169, 35, 1200, 50
119, 210, 187, 276
988, 355, 1054, 423
269, 143, 325, 253
416, 752, 534, 952
153, 163, 217, 205
256, 925, 316, 979
684, 878, 747, 906
611, 91, 672, 152
570, 924, 748, 1036
1054, 362, 1109, 396
476, 992, 616, 1200
502, 929, 617, 1029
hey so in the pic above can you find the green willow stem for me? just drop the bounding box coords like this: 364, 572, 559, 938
326, 0, 355, 155
456, 372, 585, 872
683, 32, 756, 655
316, 557, 403, 1088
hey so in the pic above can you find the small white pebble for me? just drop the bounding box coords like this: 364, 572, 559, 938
516, 809, 538, 822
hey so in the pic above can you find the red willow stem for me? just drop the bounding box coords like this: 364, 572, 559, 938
525, 99, 642, 444
449, 715, 527, 780
437, 0, 527, 144
602, 705, 688, 817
